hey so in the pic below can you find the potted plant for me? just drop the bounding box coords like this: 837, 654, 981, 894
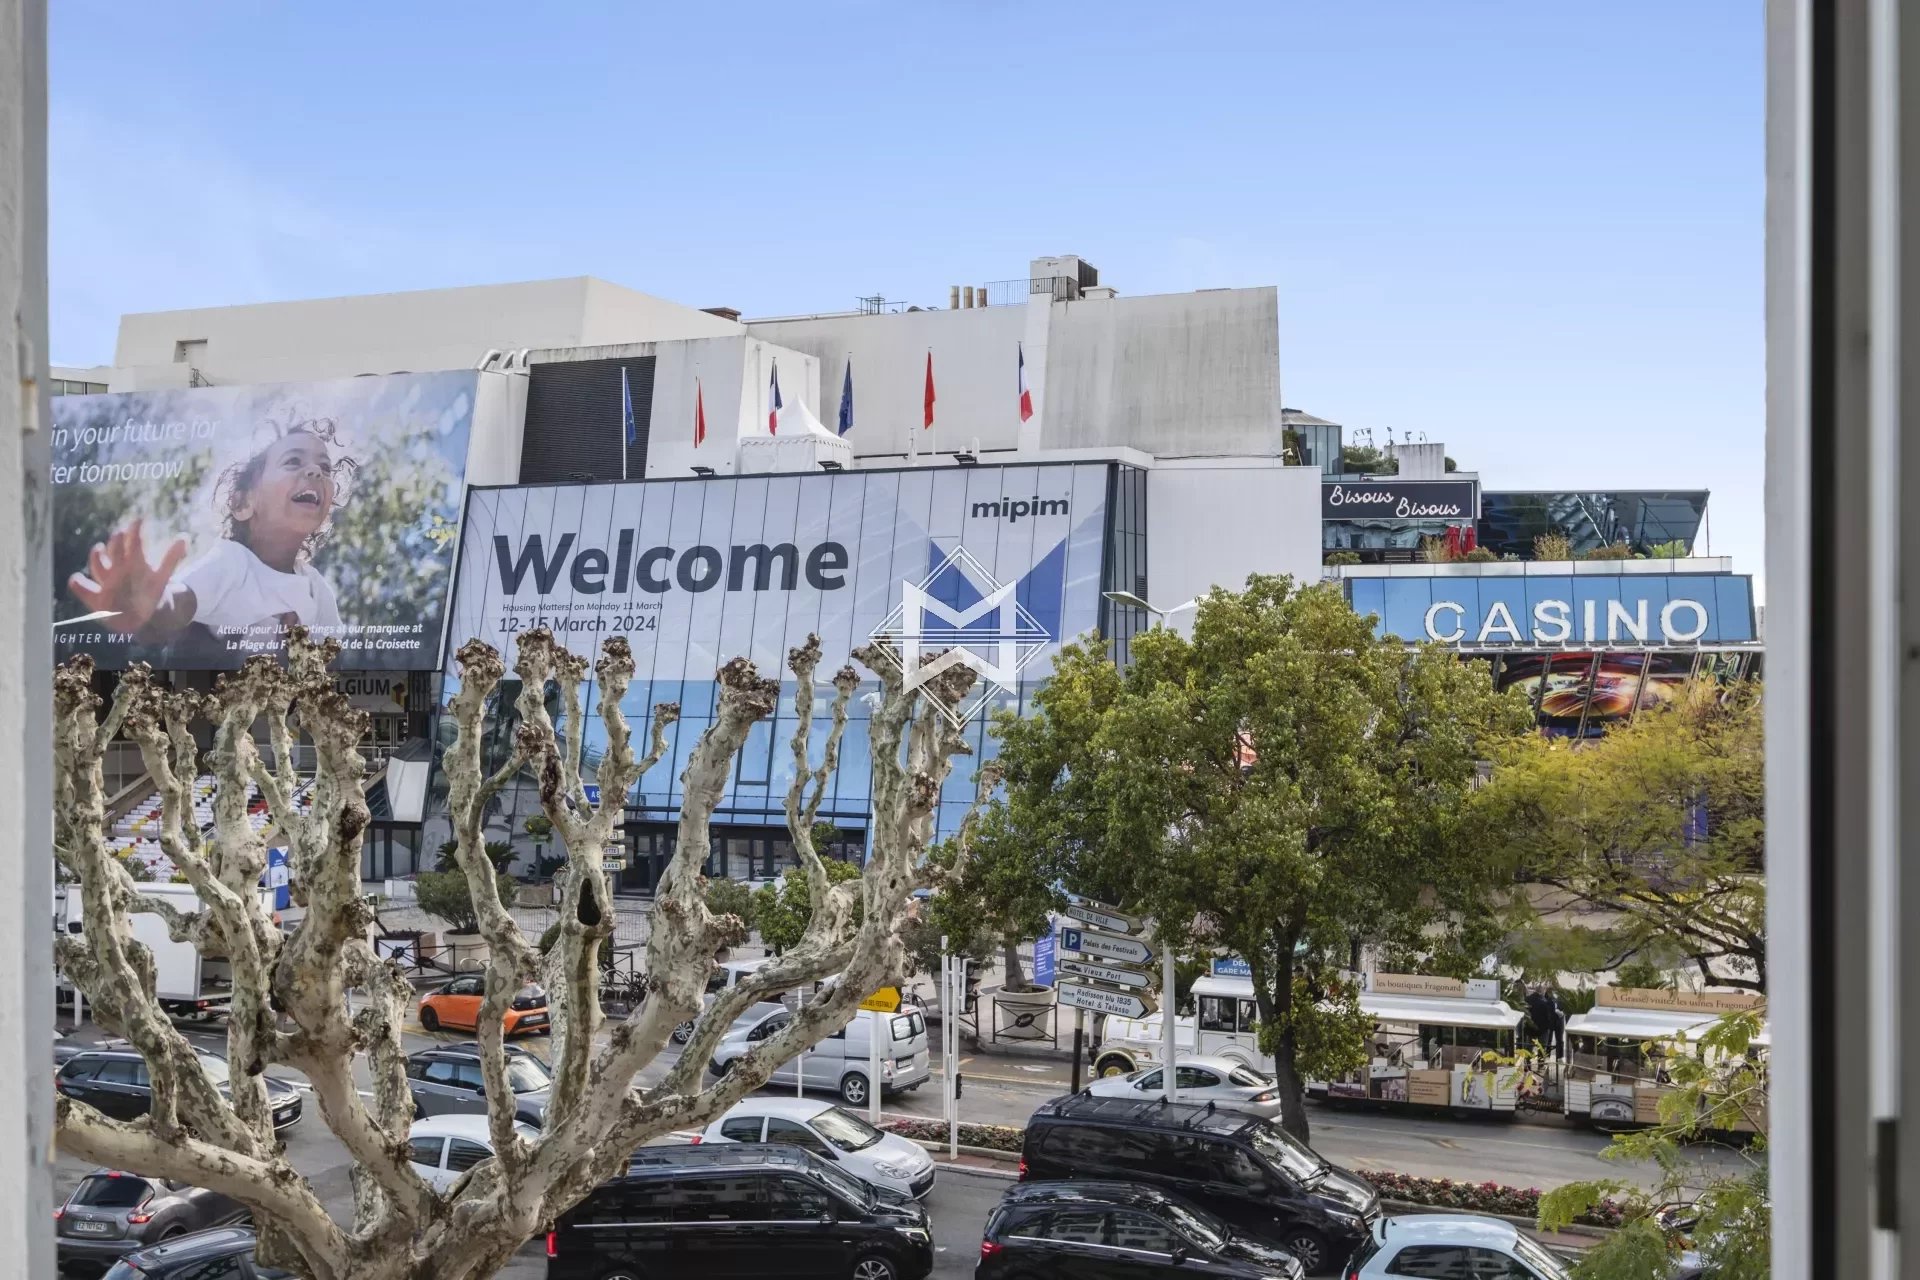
413, 869, 516, 971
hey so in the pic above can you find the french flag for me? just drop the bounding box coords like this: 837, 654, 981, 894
768, 360, 783, 435
1018, 343, 1033, 423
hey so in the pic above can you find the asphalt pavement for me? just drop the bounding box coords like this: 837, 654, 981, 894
53, 1015, 1754, 1276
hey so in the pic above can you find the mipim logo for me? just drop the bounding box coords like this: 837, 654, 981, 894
869, 546, 1053, 727
971, 496, 1069, 524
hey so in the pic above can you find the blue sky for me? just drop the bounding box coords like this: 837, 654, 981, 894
49, 2, 1763, 579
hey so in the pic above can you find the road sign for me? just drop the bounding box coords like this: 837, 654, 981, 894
1064, 894, 1143, 935
599, 857, 625, 872
1211, 955, 1252, 978
1033, 934, 1057, 988
583, 783, 601, 805
1057, 957, 1152, 989
860, 987, 901, 1014
1056, 981, 1157, 1020
1059, 926, 1154, 967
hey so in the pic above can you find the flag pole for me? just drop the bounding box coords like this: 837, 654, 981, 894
620, 365, 630, 481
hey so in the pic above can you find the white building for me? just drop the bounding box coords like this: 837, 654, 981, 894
57, 256, 1322, 615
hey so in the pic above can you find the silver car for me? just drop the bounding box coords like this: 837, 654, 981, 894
404, 1042, 552, 1128
1085, 1054, 1284, 1119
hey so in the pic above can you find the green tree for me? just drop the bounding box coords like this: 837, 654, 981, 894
919, 807, 1059, 990
1476, 686, 1766, 990
413, 869, 517, 936
752, 859, 863, 954
1539, 1011, 1769, 1280
992, 575, 1533, 1138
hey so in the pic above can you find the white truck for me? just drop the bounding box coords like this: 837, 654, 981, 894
57, 881, 273, 1021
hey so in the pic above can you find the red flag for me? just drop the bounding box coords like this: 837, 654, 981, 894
694, 379, 707, 447
923, 352, 936, 430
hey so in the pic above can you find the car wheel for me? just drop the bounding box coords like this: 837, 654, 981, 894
709, 1058, 732, 1080
1095, 1055, 1132, 1078
671, 1020, 695, 1044
839, 1073, 869, 1106
157, 1226, 185, 1241
598, 1270, 646, 1280
1282, 1227, 1326, 1274
419, 1006, 439, 1032
851, 1254, 898, 1280
413, 1098, 425, 1120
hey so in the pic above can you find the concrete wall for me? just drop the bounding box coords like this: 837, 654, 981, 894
750, 286, 1282, 463
749, 304, 1028, 458
1043, 287, 1281, 456
642, 335, 820, 479
467, 368, 527, 487
1147, 459, 1322, 629
114, 277, 743, 385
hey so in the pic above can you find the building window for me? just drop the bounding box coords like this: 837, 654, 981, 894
174, 339, 207, 365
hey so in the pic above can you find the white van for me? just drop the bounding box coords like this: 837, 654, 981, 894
707, 1003, 932, 1107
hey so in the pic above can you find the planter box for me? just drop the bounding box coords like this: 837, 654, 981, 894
443, 932, 489, 971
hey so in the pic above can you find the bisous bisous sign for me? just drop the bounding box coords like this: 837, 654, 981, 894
1321, 479, 1477, 522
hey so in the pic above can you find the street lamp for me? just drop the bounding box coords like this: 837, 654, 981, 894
1101, 591, 1196, 622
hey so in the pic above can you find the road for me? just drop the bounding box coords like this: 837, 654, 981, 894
53, 1017, 1753, 1276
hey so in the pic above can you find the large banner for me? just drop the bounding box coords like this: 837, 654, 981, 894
444, 464, 1111, 698
1322, 478, 1478, 521
53, 372, 477, 670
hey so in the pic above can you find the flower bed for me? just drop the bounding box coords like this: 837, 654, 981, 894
879, 1119, 1626, 1229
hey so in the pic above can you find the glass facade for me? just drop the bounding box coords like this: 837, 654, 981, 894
425, 462, 1125, 885
1476, 490, 1708, 558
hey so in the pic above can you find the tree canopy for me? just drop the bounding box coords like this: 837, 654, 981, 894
980, 575, 1534, 1137
1475, 684, 1765, 991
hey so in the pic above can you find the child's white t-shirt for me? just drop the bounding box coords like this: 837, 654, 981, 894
177, 540, 341, 636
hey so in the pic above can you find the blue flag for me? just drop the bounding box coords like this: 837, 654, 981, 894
837, 360, 854, 436
621, 366, 636, 445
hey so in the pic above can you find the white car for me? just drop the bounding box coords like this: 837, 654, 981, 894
695, 1097, 937, 1199
1347, 1214, 1571, 1279
406, 1113, 539, 1193
1085, 1054, 1285, 1119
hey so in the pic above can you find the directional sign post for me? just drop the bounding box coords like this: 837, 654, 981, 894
1056, 981, 1157, 1020
1063, 894, 1144, 936
1059, 926, 1154, 967
1056, 957, 1152, 990
859, 988, 900, 1124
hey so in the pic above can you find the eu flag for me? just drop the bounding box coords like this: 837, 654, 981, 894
838, 360, 854, 436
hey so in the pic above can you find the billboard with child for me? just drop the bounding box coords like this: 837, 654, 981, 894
51, 371, 477, 671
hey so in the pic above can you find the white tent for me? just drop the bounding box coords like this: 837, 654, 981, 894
737, 399, 854, 475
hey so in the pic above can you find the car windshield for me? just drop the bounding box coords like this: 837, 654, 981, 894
810, 1158, 873, 1209
1227, 1065, 1272, 1088
1246, 1119, 1329, 1182
1512, 1235, 1573, 1279
505, 1057, 552, 1093
810, 1106, 884, 1152
196, 1052, 230, 1086
73, 1175, 150, 1208
1159, 1197, 1229, 1249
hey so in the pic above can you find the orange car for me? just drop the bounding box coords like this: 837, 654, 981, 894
417, 977, 549, 1036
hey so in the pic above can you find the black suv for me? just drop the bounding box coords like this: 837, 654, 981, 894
100, 1226, 297, 1279
1020, 1094, 1379, 1274
978, 1181, 1305, 1280
57, 1049, 302, 1130
404, 1041, 551, 1128
545, 1144, 933, 1280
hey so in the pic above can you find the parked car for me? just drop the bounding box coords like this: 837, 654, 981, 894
100, 1226, 295, 1279
56, 1169, 248, 1275
57, 1049, 302, 1130
1020, 1094, 1379, 1275
697, 1097, 937, 1198
1344, 1214, 1570, 1279
977, 1180, 1305, 1280
417, 977, 548, 1035
545, 1143, 933, 1280
670, 958, 777, 1044
405, 1113, 540, 1193
707, 1002, 932, 1106
403, 1041, 551, 1128
55, 1036, 126, 1069
1083, 1055, 1284, 1120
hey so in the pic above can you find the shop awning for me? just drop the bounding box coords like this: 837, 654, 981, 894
1361, 992, 1524, 1031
